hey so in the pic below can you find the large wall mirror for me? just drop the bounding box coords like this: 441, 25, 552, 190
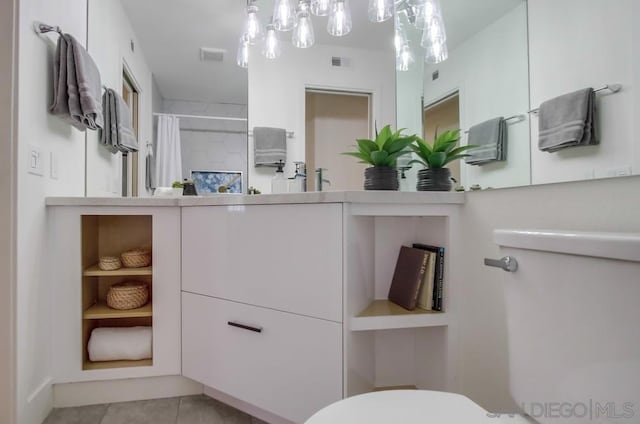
85, 0, 637, 197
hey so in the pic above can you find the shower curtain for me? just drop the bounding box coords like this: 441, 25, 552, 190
154, 115, 183, 188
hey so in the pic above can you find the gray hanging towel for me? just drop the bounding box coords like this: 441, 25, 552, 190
100, 89, 138, 153
51, 34, 103, 131
50, 34, 75, 126
254, 127, 286, 166
538, 88, 597, 152
145, 145, 155, 190
99, 89, 118, 153
465, 117, 507, 165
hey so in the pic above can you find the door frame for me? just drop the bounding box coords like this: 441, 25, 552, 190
305, 84, 375, 138
304, 88, 373, 191
121, 59, 143, 197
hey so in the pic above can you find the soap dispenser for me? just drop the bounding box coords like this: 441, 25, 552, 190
271, 160, 288, 194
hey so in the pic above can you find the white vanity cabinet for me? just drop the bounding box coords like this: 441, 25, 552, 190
182, 293, 342, 424
46, 193, 464, 422
48, 206, 182, 383
181, 204, 343, 322
181, 203, 344, 423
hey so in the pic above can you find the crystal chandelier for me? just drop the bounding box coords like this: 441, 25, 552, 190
236, 0, 448, 68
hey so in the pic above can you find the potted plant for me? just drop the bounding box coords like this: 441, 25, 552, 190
409, 129, 476, 191
171, 180, 183, 196
343, 125, 417, 191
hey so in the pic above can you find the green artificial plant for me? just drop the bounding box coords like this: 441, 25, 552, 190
343, 124, 417, 167
410, 129, 476, 169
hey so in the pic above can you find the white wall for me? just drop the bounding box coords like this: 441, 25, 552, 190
86, 0, 154, 197
16, 0, 87, 423
424, 4, 530, 190
528, 0, 634, 184
161, 99, 248, 191
457, 175, 640, 413
248, 43, 396, 193
0, 0, 17, 423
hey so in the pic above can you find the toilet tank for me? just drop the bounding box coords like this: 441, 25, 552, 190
495, 230, 640, 424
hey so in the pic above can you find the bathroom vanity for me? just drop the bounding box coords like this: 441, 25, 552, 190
46, 192, 464, 423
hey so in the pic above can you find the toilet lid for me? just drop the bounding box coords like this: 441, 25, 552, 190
305, 390, 496, 424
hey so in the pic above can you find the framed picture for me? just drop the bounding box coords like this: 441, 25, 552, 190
191, 170, 243, 194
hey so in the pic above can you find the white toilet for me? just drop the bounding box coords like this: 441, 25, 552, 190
307, 229, 640, 424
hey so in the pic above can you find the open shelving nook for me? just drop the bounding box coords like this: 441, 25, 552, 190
81, 215, 153, 371
345, 211, 456, 397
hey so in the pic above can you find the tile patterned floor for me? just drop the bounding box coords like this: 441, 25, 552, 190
43, 395, 269, 424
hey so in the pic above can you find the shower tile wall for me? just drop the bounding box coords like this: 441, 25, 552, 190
162, 100, 248, 192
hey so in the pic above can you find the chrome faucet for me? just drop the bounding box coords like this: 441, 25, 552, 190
315, 168, 331, 192
293, 161, 307, 192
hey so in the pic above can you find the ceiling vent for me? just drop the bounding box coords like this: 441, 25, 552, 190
331, 56, 350, 67
200, 47, 225, 62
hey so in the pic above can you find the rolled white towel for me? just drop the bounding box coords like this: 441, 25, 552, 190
87, 326, 152, 362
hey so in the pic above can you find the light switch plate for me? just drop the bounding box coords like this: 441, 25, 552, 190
27, 144, 44, 176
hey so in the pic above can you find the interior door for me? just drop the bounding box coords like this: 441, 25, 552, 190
424, 94, 461, 184
305, 90, 370, 191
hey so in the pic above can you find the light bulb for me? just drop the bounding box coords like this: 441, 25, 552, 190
421, 13, 447, 47
394, 17, 407, 54
236, 34, 249, 68
396, 43, 415, 71
328, 0, 352, 37
263, 24, 281, 59
368, 0, 393, 23
414, 0, 441, 30
311, 0, 331, 16
424, 37, 448, 64
273, 0, 296, 31
293, 1, 315, 48
245, 4, 264, 44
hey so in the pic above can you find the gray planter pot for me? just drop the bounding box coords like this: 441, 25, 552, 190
364, 166, 399, 191
417, 168, 453, 191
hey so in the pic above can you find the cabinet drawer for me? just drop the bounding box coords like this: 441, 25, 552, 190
182, 292, 343, 423
182, 204, 343, 322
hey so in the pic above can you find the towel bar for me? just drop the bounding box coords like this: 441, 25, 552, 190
248, 130, 295, 138
528, 84, 622, 115
33, 21, 63, 36
463, 114, 526, 134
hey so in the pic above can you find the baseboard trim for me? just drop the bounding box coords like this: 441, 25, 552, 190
53, 375, 203, 408
21, 376, 53, 424
203, 386, 294, 424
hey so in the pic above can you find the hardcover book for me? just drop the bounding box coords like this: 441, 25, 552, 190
413, 243, 445, 311
388, 246, 430, 310
417, 251, 436, 310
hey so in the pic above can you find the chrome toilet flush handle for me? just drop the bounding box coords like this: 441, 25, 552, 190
484, 256, 518, 272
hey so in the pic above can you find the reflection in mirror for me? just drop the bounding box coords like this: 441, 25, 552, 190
84, 0, 637, 196
249, 0, 395, 193
397, 0, 531, 191
527, 0, 635, 185
86, 0, 248, 197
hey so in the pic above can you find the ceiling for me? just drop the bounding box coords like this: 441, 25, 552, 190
119, 0, 525, 105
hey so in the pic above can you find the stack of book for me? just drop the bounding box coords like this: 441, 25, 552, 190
387, 244, 445, 311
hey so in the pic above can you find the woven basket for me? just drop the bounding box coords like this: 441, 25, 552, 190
121, 248, 152, 268
98, 256, 122, 271
106, 281, 149, 310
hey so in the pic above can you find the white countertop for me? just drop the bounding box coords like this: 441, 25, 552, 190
45, 191, 465, 207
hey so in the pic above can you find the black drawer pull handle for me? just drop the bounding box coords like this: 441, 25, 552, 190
227, 321, 263, 333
